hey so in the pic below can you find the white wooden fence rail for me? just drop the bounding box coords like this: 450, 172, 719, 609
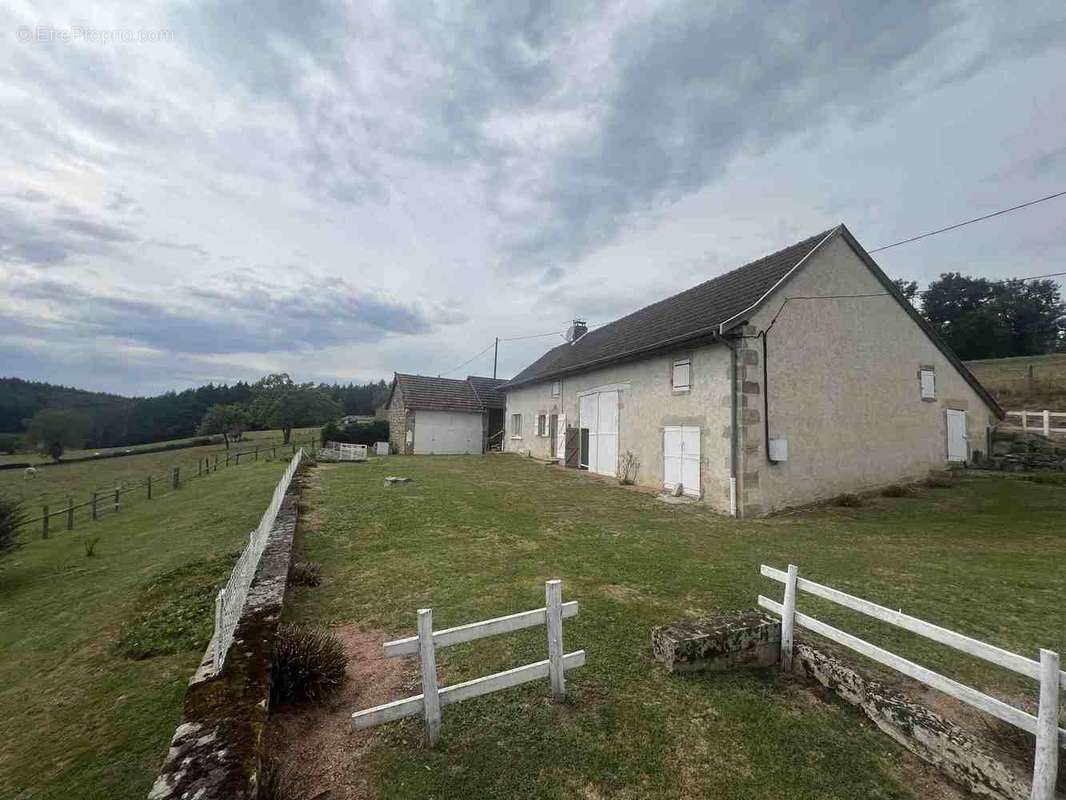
1006, 410, 1066, 436
758, 563, 1064, 800
323, 441, 368, 461
351, 580, 585, 746
212, 449, 303, 671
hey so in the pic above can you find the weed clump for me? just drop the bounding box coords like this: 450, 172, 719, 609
0, 496, 27, 556
271, 623, 347, 706
832, 493, 863, 508
880, 484, 914, 498
923, 474, 955, 489
289, 561, 321, 587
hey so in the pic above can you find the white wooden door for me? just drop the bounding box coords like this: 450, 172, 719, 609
946, 409, 967, 462
595, 391, 618, 477
555, 414, 566, 460
664, 426, 700, 497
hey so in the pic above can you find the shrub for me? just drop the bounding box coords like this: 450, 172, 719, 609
271, 623, 347, 706
0, 496, 27, 556
618, 451, 639, 486
832, 493, 862, 508
290, 561, 321, 587
83, 535, 100, 557
880, 484, 913, 498
0, 434, 20, 454
320, 419, 389, 447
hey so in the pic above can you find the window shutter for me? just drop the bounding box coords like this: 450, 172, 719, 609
920, 368, 936, 400
673, 359, 691, 390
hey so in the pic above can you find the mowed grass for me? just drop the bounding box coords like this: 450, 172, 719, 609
966, 352, 1066, 410
0, 427, 317, 514
285, 456, 1066, 800
0, 459, 286, 800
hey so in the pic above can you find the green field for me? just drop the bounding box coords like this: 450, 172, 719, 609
282, 456, 1066, 799
0, 459, 287, 800
0, 428, 318, 529
966, 352, 1066, 410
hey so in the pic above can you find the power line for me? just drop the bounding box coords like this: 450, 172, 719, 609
437, 341, 496, 378
869, 190, 1066, 253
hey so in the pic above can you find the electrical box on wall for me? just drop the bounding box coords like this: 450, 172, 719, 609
769, 437, 788, 462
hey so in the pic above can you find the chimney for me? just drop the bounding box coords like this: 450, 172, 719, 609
568, 319, 588, 342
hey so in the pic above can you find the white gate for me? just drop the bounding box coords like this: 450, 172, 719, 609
555, 414, 566, 460
579, 391, 618, 477
663, 426, 700, 497
946, 409, 967, 462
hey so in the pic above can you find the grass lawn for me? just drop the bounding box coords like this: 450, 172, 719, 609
285, 455, 1066, 800
966, 352, 1066, 410
0, 459, 286, 800
0, 427, 318, 520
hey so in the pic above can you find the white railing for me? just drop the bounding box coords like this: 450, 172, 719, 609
323, 441, 368, 461
352, 580, 585, 746
1005, 410, 1066, 436
213, 449, 304, 671
758, 563, 1064, 800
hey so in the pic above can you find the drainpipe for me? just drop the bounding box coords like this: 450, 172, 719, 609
722, 336, 740, 517
760, 331, 779, 464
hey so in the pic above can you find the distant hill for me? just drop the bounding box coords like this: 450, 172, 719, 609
965, 353, 1066, 411
0, 376, 389, 449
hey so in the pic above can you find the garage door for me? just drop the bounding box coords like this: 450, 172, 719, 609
414, 411, 482, 454
578, 390, 618, 477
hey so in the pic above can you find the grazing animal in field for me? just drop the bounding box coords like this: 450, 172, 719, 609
24, 467, 37, 479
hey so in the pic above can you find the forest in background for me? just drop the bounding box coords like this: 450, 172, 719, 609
0, 376, 389, 449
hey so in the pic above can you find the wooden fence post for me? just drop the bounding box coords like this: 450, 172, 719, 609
272, 445, 277, 458
198, 458, 203, 477
91, 491, 98, 520
546, 579, 566, 700
292, 442, 296, 456
237, 452, 242, 465
417, 609, 442, 746
1031, 648, 1060, 799
214, 454, 218, 472
1022, 412, 1029, 431
172, 467, 180, 489
1042, 410, 1051, 437
113, 488, 120, 513
781, 564, 799, 671
66, 497, 74, 531
147, 475, 153, 500
42, 505, 49, 538
225, 453, 230, 468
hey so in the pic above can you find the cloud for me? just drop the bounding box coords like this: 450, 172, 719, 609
5, 272, 450, 356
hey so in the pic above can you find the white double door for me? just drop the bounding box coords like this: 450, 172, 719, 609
663, 426, 701, 497
578, 391, 618, 477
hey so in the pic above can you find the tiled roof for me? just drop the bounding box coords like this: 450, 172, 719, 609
505, 229, 834, 387
389, 374, 504, 413
466, 376, 507, 409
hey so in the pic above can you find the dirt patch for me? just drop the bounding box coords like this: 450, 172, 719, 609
267, 623, 413, 800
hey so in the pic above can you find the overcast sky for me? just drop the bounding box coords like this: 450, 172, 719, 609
2, 1, 1065, 396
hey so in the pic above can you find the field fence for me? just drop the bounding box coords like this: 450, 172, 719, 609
1002, 410, 1066, 437
15, 435, 318, 538
213, 448, 304, 671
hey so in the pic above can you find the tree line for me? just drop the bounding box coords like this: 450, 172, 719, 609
894, 272, 1064, 361
1, 374, 390, 458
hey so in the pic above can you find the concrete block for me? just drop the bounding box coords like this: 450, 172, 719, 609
652, 611, 780, 673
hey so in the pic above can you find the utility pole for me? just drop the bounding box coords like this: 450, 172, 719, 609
493, 337, 499, 379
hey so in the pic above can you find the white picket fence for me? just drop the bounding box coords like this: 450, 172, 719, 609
1005, 410, 1066, 436
351, 580, 585, 746
758, 564, 1065, 800
322, 441, 368, 461
212, 449, 304, 671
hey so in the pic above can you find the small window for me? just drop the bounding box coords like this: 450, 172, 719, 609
551, 380, 561, 397
919, 367, 936, 400
672, 358, 691, 391
537, 414, 547, 436
511, 413, 522, 436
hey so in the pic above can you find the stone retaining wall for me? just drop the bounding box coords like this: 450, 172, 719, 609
148, 473, 302, 800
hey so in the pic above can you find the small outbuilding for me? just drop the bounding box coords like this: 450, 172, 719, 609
383, 373, 507, 455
